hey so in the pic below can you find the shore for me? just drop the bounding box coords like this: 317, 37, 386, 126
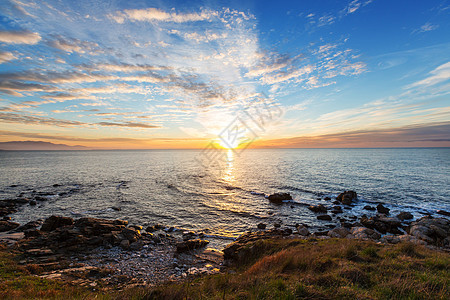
0, 190, 449, 298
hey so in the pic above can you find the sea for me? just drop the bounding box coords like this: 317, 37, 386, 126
1, 148, 449, 248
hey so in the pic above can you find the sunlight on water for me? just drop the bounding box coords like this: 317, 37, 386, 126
221, 150, 235, 183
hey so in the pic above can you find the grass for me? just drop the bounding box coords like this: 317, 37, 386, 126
143, 239, 450, 300
0, 239, 449, 299
0, 244, 100, 299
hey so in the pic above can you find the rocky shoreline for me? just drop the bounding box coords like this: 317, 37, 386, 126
1, 190, 449, 290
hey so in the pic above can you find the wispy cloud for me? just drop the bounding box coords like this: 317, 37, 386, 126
407, 62, 450, 88
0, 51, 17, 64
0, 30, 41, 44
416, 22, 439, 33
48, 36, 103, 54
109, 7, 217, 24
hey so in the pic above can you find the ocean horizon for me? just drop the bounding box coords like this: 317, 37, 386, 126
2, 147, 449, 249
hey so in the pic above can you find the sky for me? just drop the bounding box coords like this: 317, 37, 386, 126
0, 0, 449, 149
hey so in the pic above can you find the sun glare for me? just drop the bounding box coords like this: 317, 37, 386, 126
218, 138, 241, 149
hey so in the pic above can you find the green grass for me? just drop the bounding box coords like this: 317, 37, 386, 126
1, 239, 449, 299
142, 239, 450, 300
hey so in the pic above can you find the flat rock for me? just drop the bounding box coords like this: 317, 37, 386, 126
41, 215, 74, 232
0, 220, 20, 232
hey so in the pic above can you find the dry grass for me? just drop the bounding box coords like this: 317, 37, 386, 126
142, 239, 450, 300
1, 239, 449, 299
0, 244, 100, 299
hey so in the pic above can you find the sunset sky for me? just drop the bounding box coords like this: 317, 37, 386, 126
0, 0, 449, 149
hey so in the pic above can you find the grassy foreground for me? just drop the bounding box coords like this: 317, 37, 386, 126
1, 239, 449, 299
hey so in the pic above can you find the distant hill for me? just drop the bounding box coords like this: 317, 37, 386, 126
0, 141, 90, 150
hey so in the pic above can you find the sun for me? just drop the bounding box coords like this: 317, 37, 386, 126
217, 138, 241, 149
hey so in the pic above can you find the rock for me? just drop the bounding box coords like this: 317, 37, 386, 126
273, 223, 281, 228
120, 239, 130, 249
111, 206, 121, 211
337, 191, 357, 205
408, 216, 450, 247
283, 228, 293, 236
0, 220, 20, 232
40, 215, 74, 232
129, 225, 143, 231
376, 204, 390, 214
29, 200, 37, 206
121, 227, 140, 242
257, 223, 266, 229
146, 224, 164, 232
14, 220, 42, 232
350, 227, 381, 240
223, 230, 285, 262
331, 206, 343, 214
296, 225, 310, 236
396, 212, 413, 221
437, 210, 450, 217
129, 241, 144, 250
360, 215, 401, 234
176, 239, 209, 253
328, 227, 351, 238
268, 192, 292, 204
182, 231, 197, 241
317, 214, 332, 221
363, 205, 376, 211
308, 204, 327, 213
314, 230, 329, 236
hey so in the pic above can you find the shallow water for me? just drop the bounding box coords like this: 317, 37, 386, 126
1, 148, 449, 248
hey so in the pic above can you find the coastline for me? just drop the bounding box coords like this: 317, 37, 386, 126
1, 190, 449, 295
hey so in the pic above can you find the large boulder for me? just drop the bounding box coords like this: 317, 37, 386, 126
350, 227, 381, 240
337, 191, 357, 205
360, 215, 401, 234
267, 193, 292, 204
376, 204, 390, 214
328, 227, 351, 238
296, 224, 310, 236
408, 216, 449, 247
396, 212, 413, 221
40, 216, 74, 232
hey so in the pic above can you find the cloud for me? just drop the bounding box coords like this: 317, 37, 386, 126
0, 112, 87, 127
0, 80, 54, 96
96, 121, 160, 128
48, 36, 102, 54
0, 30, 41, 44
418, 22, 439, 33
407, 62, 450, 88
0, 112, 160, 129
82, 63, 170, 72
0, 51, 17, 64
0, 70, 119, 84
257, 122, 450, 148
109, 7, 216, 24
